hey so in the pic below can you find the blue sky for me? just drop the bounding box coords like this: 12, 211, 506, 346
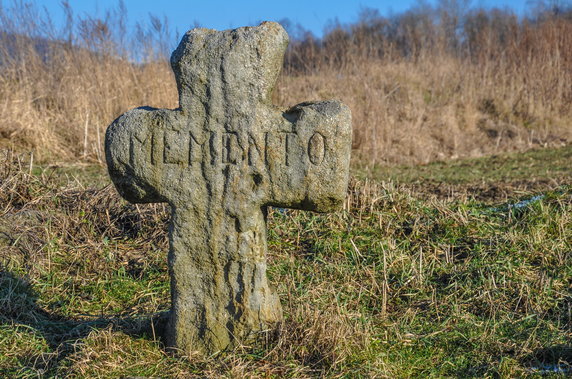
33, 0, 531, 38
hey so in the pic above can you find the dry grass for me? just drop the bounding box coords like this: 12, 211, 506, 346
277, 54, 571, 165
0, 150, 570, 376
0, 47, 176, 161
0, 1, 177, 162
0, 1, 570, 165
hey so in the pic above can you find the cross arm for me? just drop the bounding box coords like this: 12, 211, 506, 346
264, 100, 352, 212
105, 106, 176, 204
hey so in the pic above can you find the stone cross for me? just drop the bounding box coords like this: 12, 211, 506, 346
105, 22, 351, 355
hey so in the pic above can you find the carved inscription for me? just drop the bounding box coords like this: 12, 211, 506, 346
135, 130, 329, 167
285, 132, 297, 166
190, 133, 207, 164
130, 129, 151, 167
248, 133, 265, 166
222, 132, 240, 164
164, 130, 188, 164
308, 132, 326, 165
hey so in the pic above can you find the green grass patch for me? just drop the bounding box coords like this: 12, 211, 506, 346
361, 144, 572, 185
1, 148, 571, 377
357, 144, 572, 203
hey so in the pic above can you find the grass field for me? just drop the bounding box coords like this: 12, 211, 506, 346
0, 2, 571, 376
1, 146, 570, 377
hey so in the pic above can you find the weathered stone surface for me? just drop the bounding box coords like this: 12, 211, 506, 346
105, 21, 352, 355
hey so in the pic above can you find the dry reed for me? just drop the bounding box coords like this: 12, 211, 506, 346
0, 1, 570, 165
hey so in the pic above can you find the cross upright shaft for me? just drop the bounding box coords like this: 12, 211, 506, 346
105, 22, 352, 355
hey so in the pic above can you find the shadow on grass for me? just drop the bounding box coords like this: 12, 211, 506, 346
0, 269, 169, 374
522, 345, 572, 374
449, 345, 572, 377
